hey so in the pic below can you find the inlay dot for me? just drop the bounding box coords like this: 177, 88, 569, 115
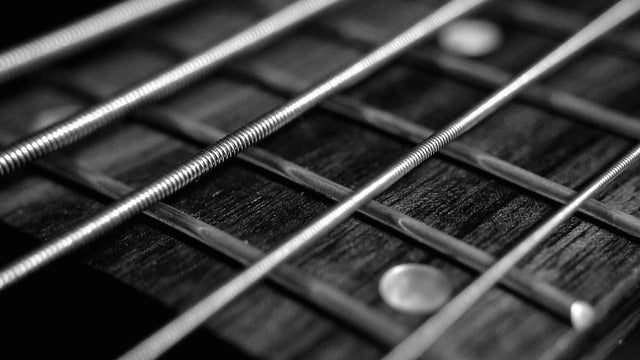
379, 264, 452, 314
437, 19, 503, 57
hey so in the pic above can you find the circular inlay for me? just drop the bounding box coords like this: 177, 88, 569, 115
379, 264, 452, 314
570, 301, 596, 331
437, 19, 503, 57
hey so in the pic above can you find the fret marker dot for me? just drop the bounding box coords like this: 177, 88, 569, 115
437, 19, 503, 57
379, 264, 451, 314
571, 301, 596, 331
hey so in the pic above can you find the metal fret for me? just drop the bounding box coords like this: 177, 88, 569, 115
139, 106, 580, 319
41, 68, 582, 322
0, 0, 345, 178
119, 1, 639, 359
0, 0, 190, 83
32, 69, 585, 325
133, 31, 640, 240
0, 130, 408, 347
0, 0, 487, 291
382, 144, 640, 360
320, 19, 640, 140
228, 62, 640, 239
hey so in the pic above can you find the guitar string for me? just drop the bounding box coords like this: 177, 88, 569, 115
140, 25, 640, 239
0, 129, 408, 347
118, 1, 638, 359
42, 70, 579, 322
0, 0, 346, 178
0, 0, 191, 84
382, 144, 640, 360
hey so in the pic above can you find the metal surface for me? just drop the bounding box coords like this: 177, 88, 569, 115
382, 144, 640, 360
437, 19, 503, 57
0, 0, 345, 178
118, 1, 637, 359
379, 264, 452, 314
0, 0, 189, 83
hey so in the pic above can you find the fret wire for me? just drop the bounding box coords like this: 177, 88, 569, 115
0, 0, 191, 84
37, 73, 582, 324
140, 106, 581, 319
505, 0, 640, 62
381, 145, 640, 360
27, 64, 586, 325
0, 133, 409, 348
40, 30, 638, 344
129, 30, 640, 241
125, 29, 640, 241
0, 0, 345, 178
118, 1, 639, 358
319, 19, 640, 140
115, 26, 640, 143
0, 0, 487, 290
227, 62, 640, 240
249, 0, 640, 140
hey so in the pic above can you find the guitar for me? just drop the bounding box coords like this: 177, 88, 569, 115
0, 0, 639, 359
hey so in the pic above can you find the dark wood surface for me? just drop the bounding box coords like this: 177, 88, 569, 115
1, 1, 640, 359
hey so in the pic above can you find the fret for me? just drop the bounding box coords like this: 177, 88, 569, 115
35, 68, 585, 323
128, 28, 640, 242
0, 0, 487, 291
139, 106, 579, 320
0, 0, 344, 178
227, 62, 640, 239
320, 19, 640, 140
0, 0, 190, 84
118, 1, 639, 359
33, 60, 592, 325
0, 132, 408, 347
381, 144, 640, 360
130, 30, 640, 241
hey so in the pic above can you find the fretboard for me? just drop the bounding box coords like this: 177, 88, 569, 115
0, 1, 639, 359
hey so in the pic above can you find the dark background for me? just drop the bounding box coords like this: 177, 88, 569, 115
0, 2, 116, 49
